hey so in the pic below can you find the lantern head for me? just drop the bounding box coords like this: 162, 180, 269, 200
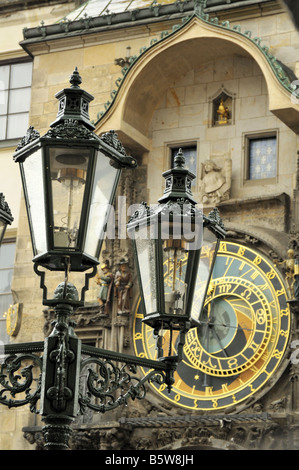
127, 149, 226, 333
14, 68, 136, 273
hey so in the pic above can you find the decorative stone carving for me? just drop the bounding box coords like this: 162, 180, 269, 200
72, 305, 111, 328
198, 158, 232, 205
95, 260, 114, 317
269, 397, 286, 413
273, 248, 295, 296
43, 308, 55, 336
22, 412, 289, 450
114, 258, 133, 315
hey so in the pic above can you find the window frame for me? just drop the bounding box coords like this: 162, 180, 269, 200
242, 130, 279, 186
0, 57, 33, 143
166, 140, 199, 185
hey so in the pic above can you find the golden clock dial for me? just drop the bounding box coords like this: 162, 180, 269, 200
133, 241, 291, 411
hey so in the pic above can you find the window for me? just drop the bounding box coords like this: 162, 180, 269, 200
246, 135, 277, 180
0, 61, 32, 141
171, 145, 197, 186
0, 240, 16, 344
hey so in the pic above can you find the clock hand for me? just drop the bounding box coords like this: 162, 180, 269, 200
198, 319, 254, 333
198, 308, 213, 388
208, 317, 229, 357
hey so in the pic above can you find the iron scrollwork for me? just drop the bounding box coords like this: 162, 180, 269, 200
78, 345, 176, 414
0, 344, 43, 413
0, 341, 176, 415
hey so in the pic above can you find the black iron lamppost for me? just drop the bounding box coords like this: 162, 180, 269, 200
0, 70, 225, 450
0, 193, 13, 245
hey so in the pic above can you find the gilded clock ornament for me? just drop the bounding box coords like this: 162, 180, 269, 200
5, 303, 22, 337
133, 241, 291, 411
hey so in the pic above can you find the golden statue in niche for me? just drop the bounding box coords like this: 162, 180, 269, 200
198, 159, 232, 205
217, 99, 230, 124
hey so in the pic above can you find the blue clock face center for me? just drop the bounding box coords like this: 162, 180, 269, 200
198, 298, 238, 354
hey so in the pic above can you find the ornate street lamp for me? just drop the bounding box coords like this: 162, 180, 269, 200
13, 68, 136, 291
0, 71, 225, 451
127, 149, 226, 357
0, 193, 13, 245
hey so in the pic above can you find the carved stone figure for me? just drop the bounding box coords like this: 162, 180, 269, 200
96, 261, 113, 316
114, 258, 133, 315
198, 159, 232, 204
274, 249, 295, 297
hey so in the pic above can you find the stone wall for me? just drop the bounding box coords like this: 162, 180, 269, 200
148, 52, 298, 211
1, 1, 299, 450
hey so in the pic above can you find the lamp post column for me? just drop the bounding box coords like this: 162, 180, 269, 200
40, 283, 82, 450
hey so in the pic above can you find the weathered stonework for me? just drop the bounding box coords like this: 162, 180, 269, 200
1, 0, 299, 451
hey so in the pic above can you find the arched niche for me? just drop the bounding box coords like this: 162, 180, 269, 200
209, 86, 236, 127
95, 15, 299, 151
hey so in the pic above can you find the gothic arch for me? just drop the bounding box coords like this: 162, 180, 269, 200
95, 13, 299, 150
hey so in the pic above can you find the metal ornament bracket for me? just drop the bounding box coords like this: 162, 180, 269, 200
0, 282, 179, 450
33, 258, 98, 307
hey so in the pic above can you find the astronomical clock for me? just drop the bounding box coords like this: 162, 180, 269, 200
133, 240, 291, 412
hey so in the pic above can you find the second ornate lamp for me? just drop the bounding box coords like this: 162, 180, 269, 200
127, 148, 226, 357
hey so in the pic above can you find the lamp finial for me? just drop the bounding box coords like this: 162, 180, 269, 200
174, 148, 185, 168
69, 67, 82, 88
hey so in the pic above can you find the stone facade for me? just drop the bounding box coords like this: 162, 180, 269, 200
1, 0, 299, 450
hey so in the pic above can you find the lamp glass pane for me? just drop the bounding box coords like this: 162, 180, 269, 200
84, 150, 119, 258
163, 240, 189, 316
161, 211, 202, 318
190, 229, 218, 323
49, 147, 90, 249
21, 148, 47, 255
134, 224, 157, 314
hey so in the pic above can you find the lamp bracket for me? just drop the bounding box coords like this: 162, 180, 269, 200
78, 348, 177, 414
1, 339, 178, 416
0, 295, 180, 449
0, 342, 43, 412
33, 262, 98, 307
